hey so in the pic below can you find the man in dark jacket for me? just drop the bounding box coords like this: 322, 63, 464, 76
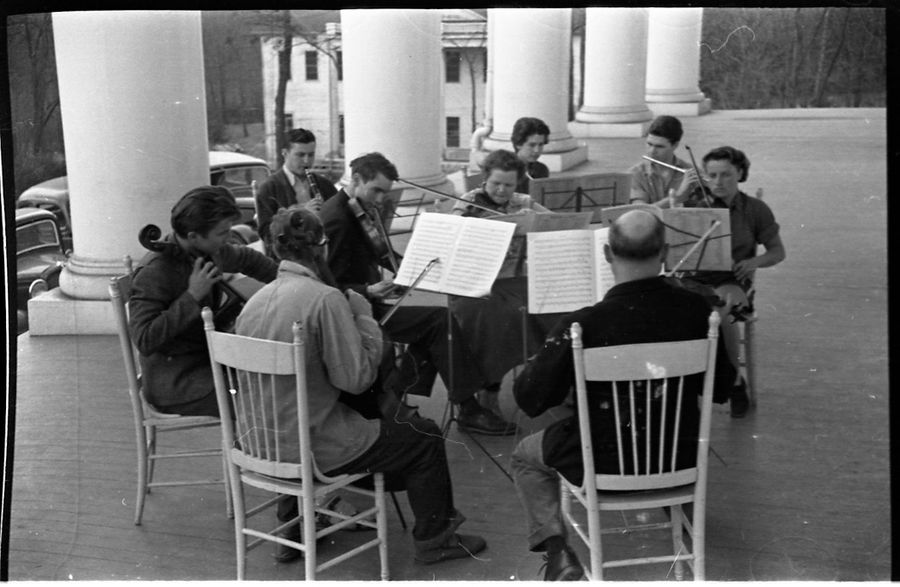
510, 209, 734, 580
255, 128, 338, 246
129, 186, 278, 416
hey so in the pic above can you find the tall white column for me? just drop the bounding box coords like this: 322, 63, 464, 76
571, 8, 653, 138
482, 8, 587, 172
32, 11, 209, 334
646, 8, 711, 116
340, 9, 452, 201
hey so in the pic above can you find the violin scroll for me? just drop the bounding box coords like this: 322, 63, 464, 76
139, 224, 175, 254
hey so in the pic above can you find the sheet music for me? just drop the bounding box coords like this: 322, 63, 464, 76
527, 230, 597, 314
394, 212, 514, 298
663, 208, 732, 271
592, 227, 615, 299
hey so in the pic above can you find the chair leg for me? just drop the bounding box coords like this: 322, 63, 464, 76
221, 452, 234, 519
303, 494, 318, 581
670, 505, 685, 580
230, 469, 246, 580
134, 424, 149, 525
145, 424, 157, 488
390, 491, 407, 530
744, 319, 757, 406
375, 474, 390, 580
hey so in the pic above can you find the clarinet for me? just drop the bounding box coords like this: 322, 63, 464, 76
304, 168, 324, 205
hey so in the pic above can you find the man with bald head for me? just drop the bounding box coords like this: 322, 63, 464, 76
509, 210, 734, 580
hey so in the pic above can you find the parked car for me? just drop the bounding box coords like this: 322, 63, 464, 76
16, 151, 271, 245
16, 207, 67, 334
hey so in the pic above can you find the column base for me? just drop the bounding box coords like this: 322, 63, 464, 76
27, 288, 116, 335
540, 144, 589, 172
647, 98, 712, 117
569, 119, 651, 138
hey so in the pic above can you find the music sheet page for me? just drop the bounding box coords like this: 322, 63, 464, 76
592, 227, 615, 300
394, 213, 514, 298
526, 229, 596, 314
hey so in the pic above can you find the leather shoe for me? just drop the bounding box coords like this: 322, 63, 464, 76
542, 546, 584, 581
457, 405, 517, 436
730, 378, 750, 418
414, 533, 487, 565
273, 524, 303, 563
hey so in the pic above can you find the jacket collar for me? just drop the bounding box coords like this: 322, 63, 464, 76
604, 275, 669, 301
277, 259, 323, 283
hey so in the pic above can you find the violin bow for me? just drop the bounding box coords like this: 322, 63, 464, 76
396, 177, 506, 217
379, 257, 440, 327
684, 145, 714, 207
664, 219, 722, 277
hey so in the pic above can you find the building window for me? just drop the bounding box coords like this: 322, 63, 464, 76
483, 49, 488, 83
445, 51, 461, 83
337, 50, 343, 81
305, 51, 318, 81
339, 114, 345, 145
446, 117, 460, 148
284, 113, 294, 130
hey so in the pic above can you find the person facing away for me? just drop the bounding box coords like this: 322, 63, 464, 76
234, 205, 487, 566
679, 145, 786, 418
255, 127, 338, 245
318, 151, 516, 436
629, 115, 701, 208
129, 185, 278, 417
511, 116, 550, 194
509, 209, 735, 581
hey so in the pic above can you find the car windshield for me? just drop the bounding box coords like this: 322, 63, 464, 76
211, 165, 270, 190
17, 219, 61, 255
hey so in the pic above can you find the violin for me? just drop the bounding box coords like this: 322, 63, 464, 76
138, 223, 247, 332
347, 196, 402, 274
396, 177, 505, 217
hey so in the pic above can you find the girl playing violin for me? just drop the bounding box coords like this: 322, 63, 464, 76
452, 149, 550, 217
680, 146, 786, 417
448, 149, 558, 422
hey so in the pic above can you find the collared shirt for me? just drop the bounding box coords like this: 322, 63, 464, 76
234, 260, 383, 472
282, 165, 311, 201
629, 156, 691, 204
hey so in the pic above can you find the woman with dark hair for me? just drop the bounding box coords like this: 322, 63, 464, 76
511, 117, 551, 193
129, 186, 278, 417
681, 146, 786, 417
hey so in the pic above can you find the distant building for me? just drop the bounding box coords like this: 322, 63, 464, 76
260, 9, 487, 165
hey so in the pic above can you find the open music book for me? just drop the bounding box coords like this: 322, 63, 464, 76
526, 227, 615, 314
393, 212, 515, 298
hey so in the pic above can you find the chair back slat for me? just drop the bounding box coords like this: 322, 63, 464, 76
204, 308, 310, 480
570, 313, 720, 493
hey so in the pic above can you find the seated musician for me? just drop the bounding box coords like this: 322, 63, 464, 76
234, 206, 487, 566
129, 186, 278, 417
680, 146, 786, 418
510, 210, 735, 580
511, 116, 551, 194
628, 115, 697, 208
318, 152, 516, 436
255, 128, 338, 247
449, 149, 555, 420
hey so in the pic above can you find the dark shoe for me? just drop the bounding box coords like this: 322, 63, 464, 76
730, 378, 750, 418
541, 546, 584, 581
414, 533, 487, 565
273, 523, 303, 563
457, 405, 517, 436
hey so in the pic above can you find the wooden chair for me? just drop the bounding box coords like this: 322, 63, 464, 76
201, 308, 389, 580
560, 312, 721, 580
108, 268, 231, 526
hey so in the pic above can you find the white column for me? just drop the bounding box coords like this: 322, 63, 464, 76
340, 9, 452, 203
646, 7, 711, 116
570, 8, 653, 138
482, 8, 587, 172
32, 11, 208, 334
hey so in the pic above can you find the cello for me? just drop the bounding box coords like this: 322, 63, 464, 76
138, 223, 247, 332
